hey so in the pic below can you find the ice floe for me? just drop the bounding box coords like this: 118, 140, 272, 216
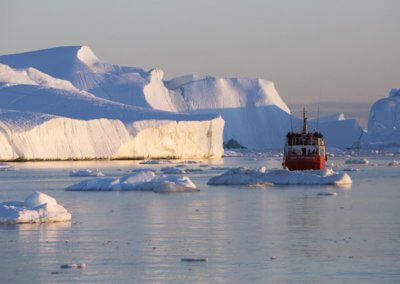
345, 158, 369, 165
0, 192, 71, 224
0, 162, 15, 171
139, 160, 172, 165
207, 167, 352, 186
388, 160, 400, 167
342, 168, 360, 172
65, 170, 197, 193
160, 166, 186, 174
69, 169, 104, 177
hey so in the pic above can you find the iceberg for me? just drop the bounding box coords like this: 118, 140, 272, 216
362, 89, 400, 148
0, 70, 224, 160
65, 170, 198, 193
207, 167, 352, 186
0, 192, 71, 224
0, 45, 364, 153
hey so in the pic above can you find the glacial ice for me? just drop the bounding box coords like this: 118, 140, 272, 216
362, 89, 400, 148
0, 47, 224, 160
0, 45, 364, 153
0, 192, 71, 224
207, 167, 352, 186
65, 170, 198, 193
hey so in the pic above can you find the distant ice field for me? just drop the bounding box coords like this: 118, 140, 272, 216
0, 152, 400, 283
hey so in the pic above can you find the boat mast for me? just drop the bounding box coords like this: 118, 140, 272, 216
302, 107, 308, 135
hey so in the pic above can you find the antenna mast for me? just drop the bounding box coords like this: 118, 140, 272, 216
302, 107, 308, 134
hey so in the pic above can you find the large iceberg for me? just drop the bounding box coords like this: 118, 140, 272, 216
65, 170, 198, 193
361, 89, 400, 148
0, 45, 364, 154
207, 167, 352, 186
0, 192, 71, 224
0, 51, 224, 160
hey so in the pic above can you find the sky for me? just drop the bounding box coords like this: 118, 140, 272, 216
0, 0, 399, 104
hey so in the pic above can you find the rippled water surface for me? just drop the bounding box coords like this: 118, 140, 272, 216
1, 155, 400, 283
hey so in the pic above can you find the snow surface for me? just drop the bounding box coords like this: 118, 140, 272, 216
207, 167, 352, 186
0, 192, 71, 224
362, 89, 400, 148
69, 169, 104, 177
65, 170, 198, 193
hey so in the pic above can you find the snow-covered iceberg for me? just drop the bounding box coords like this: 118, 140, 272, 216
362, 89, 400, 148
65, 170, 197, 193
207, 167, 352, 186
0, 58, 224, 160
0, 192, 71, 224
0, 45, 364, 153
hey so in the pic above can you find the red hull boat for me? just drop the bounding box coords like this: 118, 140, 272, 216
283, 109, 327, 171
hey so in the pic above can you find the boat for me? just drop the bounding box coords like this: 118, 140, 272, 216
282, 109, 327, 170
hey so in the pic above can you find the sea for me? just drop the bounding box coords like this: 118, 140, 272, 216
0, 152, 399, 283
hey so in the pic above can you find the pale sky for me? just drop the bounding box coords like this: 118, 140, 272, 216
0, 0, 399, 104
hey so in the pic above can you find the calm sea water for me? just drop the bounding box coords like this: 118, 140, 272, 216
0, 155, 399, 283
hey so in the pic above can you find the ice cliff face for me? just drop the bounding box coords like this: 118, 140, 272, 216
361, 89, 400, 147
0, 109, 223, 160
0, 50, 224, 160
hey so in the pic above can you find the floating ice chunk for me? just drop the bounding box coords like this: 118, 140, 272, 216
317, 192, 337, 196
181, 258, 208, 262
345, 158, 369, 165
139, 160, 172, 165
207, 167, 352, 186
185, 168, 204, 173
183, 160, 201, 164
0, 192, 71, 224
60, 263, 86, 269
342, 168, 360, 172
210, 167, 230, 171
174, 164, 187, 168
132, 168, 156, 172
388, 160, 400, 167
160, 166, 186, 174
0, 162, 15, 171
65, 170, 197, 193
69, 169, 104, 177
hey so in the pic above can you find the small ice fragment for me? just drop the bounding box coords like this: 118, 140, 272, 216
248, 182, 273, 188
139, 160, 171, 165
345, 158, 369, 165
317, 192, 337, 196
160, 167, 185, 174
342, 168, 360, 172
60, 263, 86, 269
181, 258, 208, 262
185, 168, 204, 173
0, 163, 15, 171
69, 169, 104, 177
210, 167, 230, 171
388, 160, 400, 167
